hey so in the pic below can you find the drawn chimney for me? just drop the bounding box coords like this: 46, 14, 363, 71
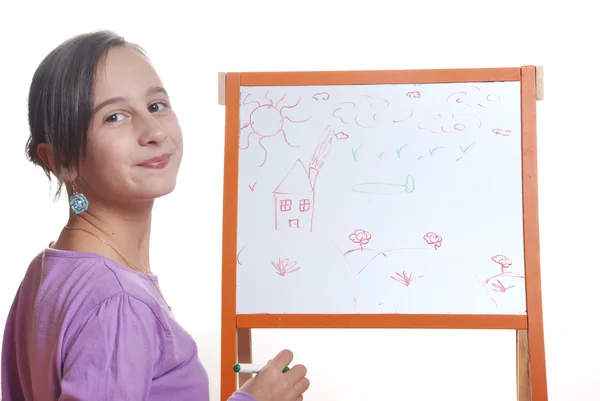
308, 168, 319, 190
308, 125, 336, 189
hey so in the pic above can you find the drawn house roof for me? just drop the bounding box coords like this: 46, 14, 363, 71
273, 159, 314, 194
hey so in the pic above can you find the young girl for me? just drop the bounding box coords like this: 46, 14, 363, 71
1, 30, 310, 401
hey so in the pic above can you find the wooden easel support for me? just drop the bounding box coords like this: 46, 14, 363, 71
235, 328, 535, 400
221, 67, 548, 401
236, 328, 253, 387
218, 72, 227, 106
219, 67, 545, 103
535, 66, 544, 101
517, 330, 532, 401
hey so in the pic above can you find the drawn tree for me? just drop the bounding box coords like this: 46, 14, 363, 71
348, 229, 373, 252
480, 253, 524, 306
423, 232, 442, 250
491, 254, 512, 273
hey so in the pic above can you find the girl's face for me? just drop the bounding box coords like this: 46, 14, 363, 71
77, 46, 183, 207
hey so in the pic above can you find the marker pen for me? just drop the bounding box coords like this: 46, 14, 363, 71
233, 363, 290, 374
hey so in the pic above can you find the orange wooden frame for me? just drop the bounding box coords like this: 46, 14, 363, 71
221, 66, 547, 401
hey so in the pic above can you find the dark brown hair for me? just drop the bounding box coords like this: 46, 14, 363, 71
25, 30, 146, 198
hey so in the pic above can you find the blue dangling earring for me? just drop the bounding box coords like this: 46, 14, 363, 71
69, 184, 89, 215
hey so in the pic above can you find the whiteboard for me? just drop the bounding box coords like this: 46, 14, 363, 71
235, 82, 525, 315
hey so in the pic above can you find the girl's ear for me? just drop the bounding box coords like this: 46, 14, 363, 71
36, 143, 56, 175
36, 143, 78, 181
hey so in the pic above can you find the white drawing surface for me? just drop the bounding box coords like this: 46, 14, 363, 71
235, 83, 525, 315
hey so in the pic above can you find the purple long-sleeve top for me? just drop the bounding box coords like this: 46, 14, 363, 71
1, 246, 255, 401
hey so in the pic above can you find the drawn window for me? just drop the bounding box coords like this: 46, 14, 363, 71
299, 199, 311, 212
279, 199, 292, 212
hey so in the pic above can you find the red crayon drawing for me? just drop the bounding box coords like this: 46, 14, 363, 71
491, 254, 512, 273
492, 128, 512, 136
272, 160, 315, 231
273, 126, 342, 232
312, 92, 330, 100
477, 253, 525, 308
491, 279, 514, 293
406, 91, 421, 98
248, 182, 257, 192
423, 232, 442, 250
446, 86, 501, 108
332, 94, 413, 128
348, 230, 434, 276
272, 257, 301, 276
390, 270, 424, 287
345, 229, 374, 254
239, 91, 311, 167
418, 112, 482, 134
391, 110, 414, 123
236, 245, 245, 265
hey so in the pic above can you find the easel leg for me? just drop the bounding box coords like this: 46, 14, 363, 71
237, 328, 253, 387
517, 330, 531, 401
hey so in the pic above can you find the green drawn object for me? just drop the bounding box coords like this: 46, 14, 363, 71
352, 175, 415, 195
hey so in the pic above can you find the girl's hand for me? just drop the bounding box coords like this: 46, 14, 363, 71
239, 349, 310, 401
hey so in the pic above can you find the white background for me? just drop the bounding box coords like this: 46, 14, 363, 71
0, 1, 597, 400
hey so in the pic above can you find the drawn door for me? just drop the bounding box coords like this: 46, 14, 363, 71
288, 219, 300, 228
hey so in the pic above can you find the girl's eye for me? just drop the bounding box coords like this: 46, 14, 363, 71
148, 102, 166, 113
105, 113, 125, 123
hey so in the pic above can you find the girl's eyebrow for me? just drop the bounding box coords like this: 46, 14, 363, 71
92, 86, 169, 115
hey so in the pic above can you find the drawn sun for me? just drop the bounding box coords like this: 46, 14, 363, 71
239, 91, 311, 167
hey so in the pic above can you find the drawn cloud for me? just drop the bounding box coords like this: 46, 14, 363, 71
332, 95, 413, 128
445, 85, 501, 109
417, 112, 483, 134
312, 92, 330, 101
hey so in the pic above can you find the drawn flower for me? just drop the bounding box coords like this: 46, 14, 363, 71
69, 193, 88, 215
349, 229, 372, 251
491, 254, 512, 272
390, 270, 424, 287
423, 232, 442, 250
271, 257, 301, 276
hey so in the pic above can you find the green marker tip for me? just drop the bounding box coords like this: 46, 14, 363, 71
282, 366, 290, 373
233, 364, 241, 373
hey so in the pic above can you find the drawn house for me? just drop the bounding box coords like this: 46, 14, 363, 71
273, 160, 319, 231
272, 125, 339, 232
